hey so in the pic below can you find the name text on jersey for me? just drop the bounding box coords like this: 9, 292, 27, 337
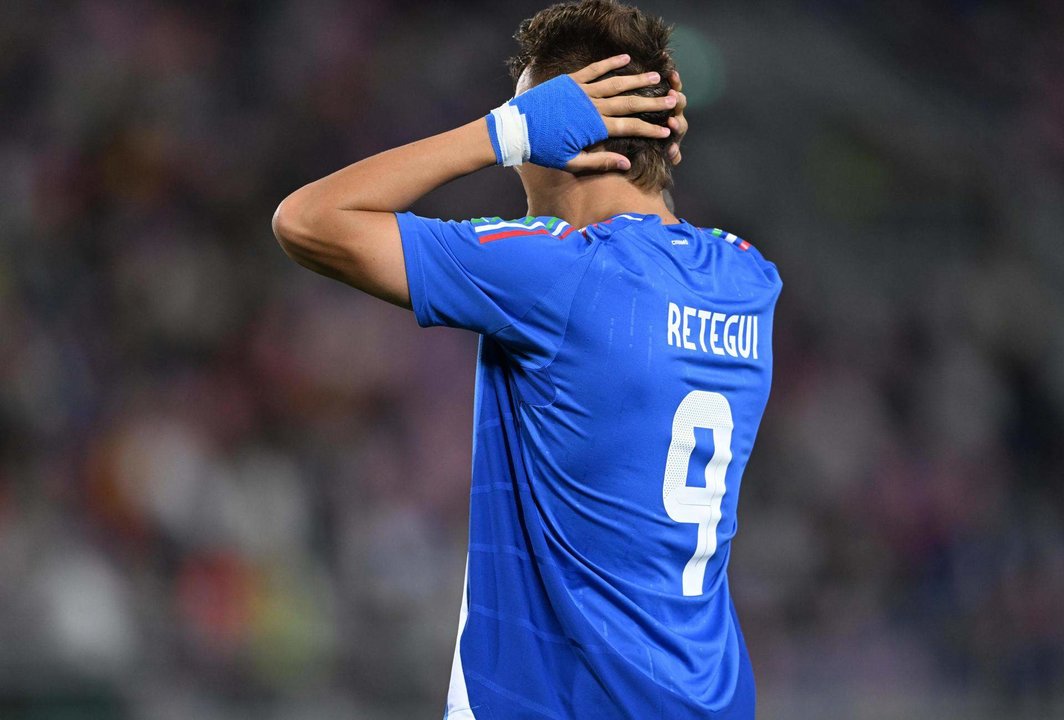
667, 302, 759, 360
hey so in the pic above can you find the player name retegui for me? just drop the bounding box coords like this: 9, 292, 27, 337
666, 302, 760, 360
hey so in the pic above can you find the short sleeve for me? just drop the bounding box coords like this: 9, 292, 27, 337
397, 212, 591, 341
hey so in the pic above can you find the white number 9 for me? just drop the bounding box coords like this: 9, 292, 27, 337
662, 391, 734, 597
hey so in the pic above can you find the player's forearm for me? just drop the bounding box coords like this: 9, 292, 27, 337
274, 119, 494, 237
315, 119, 495, 211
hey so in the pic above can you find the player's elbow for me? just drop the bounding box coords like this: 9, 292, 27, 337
272, 189, 373, 283
272, 189, 323, 265
272, 193, 303, 256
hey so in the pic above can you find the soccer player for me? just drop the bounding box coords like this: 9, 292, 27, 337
272, 1, 781, 717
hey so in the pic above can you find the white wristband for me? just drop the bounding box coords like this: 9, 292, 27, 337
489, 103, 531, 167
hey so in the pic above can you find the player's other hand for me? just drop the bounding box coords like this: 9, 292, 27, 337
566, 54, 676, 174
666, 70, 688, 166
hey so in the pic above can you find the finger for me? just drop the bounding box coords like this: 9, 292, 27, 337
675, 90, 687, 112
566, 151, 631, 174
667, 143, 683, 166
595, 93, 676, 116
666, 89, 686, 119
584, 71, 661, 98
569, 54, 630, 84
604, 116, 672, 139
667, 114, 688, 138
668, 70, 683, 93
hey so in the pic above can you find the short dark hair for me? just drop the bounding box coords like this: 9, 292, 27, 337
508, 0, 675, 191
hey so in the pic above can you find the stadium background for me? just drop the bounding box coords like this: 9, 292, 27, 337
2, 0, 1062, 718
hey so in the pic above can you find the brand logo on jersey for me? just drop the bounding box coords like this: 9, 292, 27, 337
671, 239, 689, 246
667, 302, 760, 360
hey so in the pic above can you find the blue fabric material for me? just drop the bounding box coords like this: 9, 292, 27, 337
487, 74, 608, 169
398, 211, 781, 720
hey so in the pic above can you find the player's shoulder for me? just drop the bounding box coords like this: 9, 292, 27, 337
700, 226, 782, 286
469, 215, 580, 245
704, 227, 754, 252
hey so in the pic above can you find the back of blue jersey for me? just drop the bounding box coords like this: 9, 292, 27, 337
398, 212, 781, 720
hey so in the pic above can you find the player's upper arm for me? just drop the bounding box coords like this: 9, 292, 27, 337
272, 198, 411, 308
398, 213, 593, 345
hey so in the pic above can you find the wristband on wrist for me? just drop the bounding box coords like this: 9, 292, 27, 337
485, 75, 608, 170
487, 103, 531, 167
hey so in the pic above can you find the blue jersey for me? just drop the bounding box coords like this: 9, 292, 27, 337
397, 211, 782, 720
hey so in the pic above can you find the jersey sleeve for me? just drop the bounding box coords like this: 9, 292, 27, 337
397, 212, 591, 346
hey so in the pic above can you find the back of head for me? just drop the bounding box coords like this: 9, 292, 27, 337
508, 0, 675, 191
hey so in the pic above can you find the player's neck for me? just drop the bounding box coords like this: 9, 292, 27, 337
527, 174, 678, 229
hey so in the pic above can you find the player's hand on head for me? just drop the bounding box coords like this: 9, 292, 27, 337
486, 54, 674, 172
565, 54, 675, 174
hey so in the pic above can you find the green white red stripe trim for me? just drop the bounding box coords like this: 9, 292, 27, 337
472, 217, 573, 244
710, 227, 751, 251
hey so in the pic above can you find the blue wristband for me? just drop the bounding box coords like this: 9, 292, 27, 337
485, 75, 608, 170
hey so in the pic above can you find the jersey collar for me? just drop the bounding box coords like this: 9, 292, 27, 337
578, 213, 653, 233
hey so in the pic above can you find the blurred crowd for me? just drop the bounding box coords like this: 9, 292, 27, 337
0, 1, 1062, 718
